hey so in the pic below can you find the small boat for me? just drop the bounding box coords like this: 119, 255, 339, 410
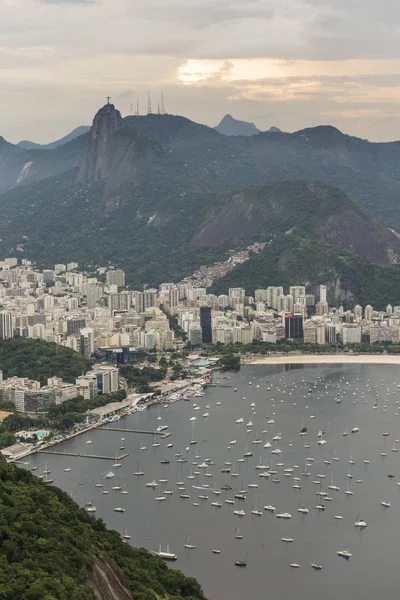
64, 468, 71, 472
381, 500, 390, 508
122, 527, 131, 540
290, 563, 300, 569
354, 518, 367, 528
153, 544, 177, 561
311, 563, 322, 570
114, 507, 125, 513
235, 560, 247, 567
112, 485, 122, 491
146, 481, 158, 488
351, 427, 359, 433
106, 471, 115, 479
334, 515, 343, 520
298, 506, 309, 514
282, 537, 294, 543
86, 506, 97, 513
184, 537, 195, 550
235, 528, 243, 539
161, 459, 170, 464
212, 549, 221, 554
337, 550, 351, 559
276, 512, 291, 519
234, 510, 246, 517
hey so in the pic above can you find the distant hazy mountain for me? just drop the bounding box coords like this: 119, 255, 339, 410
267, 126, 282, 133
215, 114, 260, 137
18, 126, 90, 150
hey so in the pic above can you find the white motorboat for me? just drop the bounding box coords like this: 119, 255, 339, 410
354, 519, 367, 528
276, 512, 291, 519
337, 550, 351, 559
106, 471, 115, 479
298, 506, 309, 514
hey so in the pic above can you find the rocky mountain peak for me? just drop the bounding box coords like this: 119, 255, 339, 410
76, 103, 123, 183
215, 114, 260, 137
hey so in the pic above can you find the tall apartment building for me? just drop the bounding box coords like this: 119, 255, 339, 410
285, 313, 304, 341
66, 317, 86, 335
80, 328, 95, 357
200, 306, 212, 344
108, 291, 131, 314
267, 286, 284, 309
228, 288, 246, 300
92, 366, 119, 394
133, 289, 157, 313
319, 285, 327, 304
364, 305, 373, 322
0, 312, 13, 340
87, 283, 105, 309
106, 269, 126, 288
289, 286, 306, 303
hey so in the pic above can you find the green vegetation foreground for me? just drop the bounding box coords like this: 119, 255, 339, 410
0, 464, 206, 600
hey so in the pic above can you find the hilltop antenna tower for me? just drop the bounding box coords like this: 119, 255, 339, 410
157, 101, 161, 114
130, 101, 133, 114
147, 92, 152, 115
161, 93, 165, 115
135, 99, 140, 116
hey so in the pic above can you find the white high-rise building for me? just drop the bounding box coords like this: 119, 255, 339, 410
319, 285, 327, 304
364, 305, 373, 322
0, 312, 13, 340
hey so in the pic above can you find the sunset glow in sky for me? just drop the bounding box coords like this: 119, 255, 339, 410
2, 0, 400, 142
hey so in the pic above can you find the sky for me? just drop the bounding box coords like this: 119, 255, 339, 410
2, 0, 400, 143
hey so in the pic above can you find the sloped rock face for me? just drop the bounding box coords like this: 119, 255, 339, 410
87, 557, 133, 600
77, 103, 123, 183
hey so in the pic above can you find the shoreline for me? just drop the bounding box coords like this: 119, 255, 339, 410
243, 353, 400, 365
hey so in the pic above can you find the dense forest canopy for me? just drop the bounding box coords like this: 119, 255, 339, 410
0, 464, 206, 600
0, 338, 91, 386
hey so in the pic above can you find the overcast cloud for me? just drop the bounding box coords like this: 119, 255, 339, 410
1, 0, 400, 142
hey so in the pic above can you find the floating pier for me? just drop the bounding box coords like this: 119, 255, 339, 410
38, 451, 129, 460
100, 427, 171, 438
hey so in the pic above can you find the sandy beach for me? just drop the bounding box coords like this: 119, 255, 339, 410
245, 354, 400, 365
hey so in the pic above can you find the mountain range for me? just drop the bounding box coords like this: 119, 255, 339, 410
1, 104, 400, 306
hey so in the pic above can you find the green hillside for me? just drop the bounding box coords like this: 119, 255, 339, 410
211, 234, 400, 308
0, 464, 206, 600
0, 338, 91, 386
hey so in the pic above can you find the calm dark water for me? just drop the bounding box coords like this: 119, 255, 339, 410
25, 364, 400, 600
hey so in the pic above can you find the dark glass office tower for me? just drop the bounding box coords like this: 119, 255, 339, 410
285, 313, 303, 341
200, 306, 212, 344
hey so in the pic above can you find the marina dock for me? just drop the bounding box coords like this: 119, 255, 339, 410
100, 427, 171, 438
38, 450, 129, 460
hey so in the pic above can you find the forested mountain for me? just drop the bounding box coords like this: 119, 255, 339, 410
0, 464, 206, 599
1, 104, 400, 303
